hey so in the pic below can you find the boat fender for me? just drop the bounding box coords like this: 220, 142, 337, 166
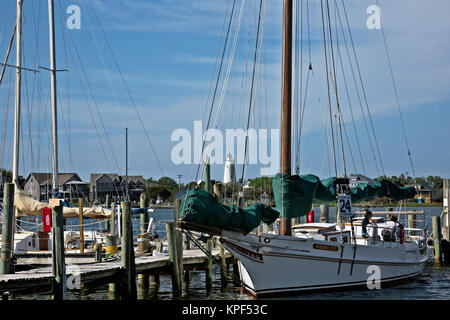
264, 237, 271, 244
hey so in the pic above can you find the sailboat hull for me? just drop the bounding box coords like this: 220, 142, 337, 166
221, 231, 427, 297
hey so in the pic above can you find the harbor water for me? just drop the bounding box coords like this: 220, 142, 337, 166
12, 206, 450, 300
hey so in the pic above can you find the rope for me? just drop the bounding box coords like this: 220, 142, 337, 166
375, 0, 416, 179
88, 0, 166, 178
240, 0, 263, 184
340, 0, 385, 176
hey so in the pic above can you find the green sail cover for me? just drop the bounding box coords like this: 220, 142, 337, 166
179, 188, 280, 234
272, 173, 416, 218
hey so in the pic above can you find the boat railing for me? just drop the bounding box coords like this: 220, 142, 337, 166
361, 224, 426, 246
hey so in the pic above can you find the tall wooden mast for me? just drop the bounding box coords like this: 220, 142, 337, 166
280, 0, 293, 236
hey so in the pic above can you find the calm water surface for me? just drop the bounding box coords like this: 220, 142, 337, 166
12, 207, 450, 300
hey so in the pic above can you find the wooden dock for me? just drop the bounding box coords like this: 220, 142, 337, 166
0, 248, 234, 293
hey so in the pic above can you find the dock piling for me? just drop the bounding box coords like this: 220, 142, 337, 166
166, 221, 182, 295
140, 193, 149, 234
320, 204, 329, 223
219, 243, 227, 287
205, 239, 213, 291
105, 194, 111, 232
433, 216, 442, 266
0, 183, 15, 275
120, 201, 137, 300
78, 198, 84, 254
52, 201, 66, 300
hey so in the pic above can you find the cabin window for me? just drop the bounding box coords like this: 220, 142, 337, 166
330, 237, 337, 242
343, 236, 348, 243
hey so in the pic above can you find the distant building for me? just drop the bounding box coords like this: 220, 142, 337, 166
224, 153, 236, 184
349, 174, 375, 188
90, 173, 145, 203
24, 173, 89, 202
413, 184, 437, 204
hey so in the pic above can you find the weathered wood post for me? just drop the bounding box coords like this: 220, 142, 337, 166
0, 183, 15, 275
137, 192, 149, 300
105, 194, 111, 232
320, 204, 329, 223
205, 239, 213, 291
204, 157, 211, 194
52, 200, 66, 300
443, 179, 449, 241
213, 182, 223, 202
166, 221, 182, 295
408, 213, 416, 229
121, 201, 137, 300
174, 199, 185, 285
78, 198, 84, 254
219, 243, 228, 287
110, 201, 116, 236
432, 216, 442, 266
140, 192, 149, 234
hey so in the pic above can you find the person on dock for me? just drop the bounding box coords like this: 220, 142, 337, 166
362, 209, 375, 239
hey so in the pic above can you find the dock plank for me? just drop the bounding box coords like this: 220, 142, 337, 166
0, 249, 230, 291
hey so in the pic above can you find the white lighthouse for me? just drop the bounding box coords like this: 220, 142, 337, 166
223, 153, 236, 184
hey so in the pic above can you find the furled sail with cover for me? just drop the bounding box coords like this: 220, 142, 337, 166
179, 188, 279, 234
14, 188, 112, 219
272, 173, 416, 218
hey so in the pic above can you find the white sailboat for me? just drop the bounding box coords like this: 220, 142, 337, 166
179, 0, 428, 297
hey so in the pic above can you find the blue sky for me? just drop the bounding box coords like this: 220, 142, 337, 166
0, 0, 449, 184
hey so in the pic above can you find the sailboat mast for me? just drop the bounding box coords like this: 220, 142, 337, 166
12, 0, 23, 186
280, 0, 293, 236
48, 0, 59, 196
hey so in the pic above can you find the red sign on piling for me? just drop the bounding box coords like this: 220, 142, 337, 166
43, 207, 52, 232
307, 210, 314, 223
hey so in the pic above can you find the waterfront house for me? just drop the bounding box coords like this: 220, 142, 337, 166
24, 172, 89, 202
90, 173, 145, 203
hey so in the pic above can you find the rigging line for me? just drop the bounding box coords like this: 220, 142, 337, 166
184, 0, 233, 196
340, 0, 385, 176
293, 0, 302, 174
325, 0, 346, 178
334, 0, 378, 176
240, 0, 263, 184
0, 24, 16, 88
77, 1, 132, 172
194, 0, 237, 182
375, 0, 416, 178
320, 0, 338, 177
62, 13, 122, 175
88, 0, 165, 178
55, 1, 74, 172
213, 0, 246, 130
68, 49, 114, 175
0, 70, 13, 171
335, 26, 365, 175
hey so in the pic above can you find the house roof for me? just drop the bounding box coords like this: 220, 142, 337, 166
27, 173, 83, 186
90, 173, 144, 185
